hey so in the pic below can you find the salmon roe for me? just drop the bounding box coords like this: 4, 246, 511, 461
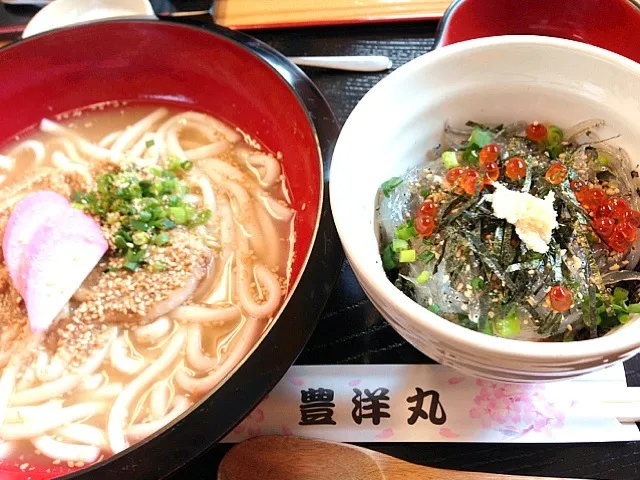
595, 203, 614, 219
582, 188, 607, 208
623, 210, 640, 227
484, 162, 500, 183
608, 230, 629, 253
445, 167, 466, 185
415, 214, 435, 237
418, 200, 437, 217
609, 197, 630, 218
526, 122, 548, 142
505, 157, 526, 180
479, 144, 500, 166
617, 221, 638, 243
549, 285, 572, 312
545, 163, 568, 185
459, 169, 481, 195
573, 181, 640, 254
415, 200, 438, 238
593, 217, 616, 238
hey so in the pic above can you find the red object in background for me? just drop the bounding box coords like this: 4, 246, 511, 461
0, 20, 322, 480
436, 0, 640, 63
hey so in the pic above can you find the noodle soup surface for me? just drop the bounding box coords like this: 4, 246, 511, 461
0, 102, 295, 472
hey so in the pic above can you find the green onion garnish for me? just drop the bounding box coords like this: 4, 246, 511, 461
382, 243, 397, 271
469, 128, 493, 148
494, 306, 521, 337
598, 152, 610, 166
427, 304, 440, 314
418, 251, 435, 263
546, 125, 563, 145
395, 221, 418, 241
71, 165, 211, 271
416, 271, 431, 284
153, 232, 171, 246
613, 287, 629, 302
399, 249, 416, 263
628, 304, 640, 314
145, 139, 155, 148
471, 277, 485, 290
442, 151, 459, 169
392, 239, 408, 252
381, 177, 403, 198
153, 262, 167, 272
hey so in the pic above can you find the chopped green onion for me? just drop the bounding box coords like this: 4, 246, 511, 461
442, 151, 459, 169
628, 304, 640, 314
382, 244, 397, 271
132, 232, 150, 245
168, 156, 183, 172
416, 271, 431, 284
469, 128, 493, 148
113, 235, 128, 250
418, 251, 435, 263
157, 218, 177, 230
597, 152, 609, 166
481, 321, 494, 335
395, 222, 418, 241
70, 164, 211, 268
145, 139, 155, 148
106, 212, 120, 224
399, 249, 416, 263
153, 262, 167, 272
547, 144, 564, 159
462, 144, 480, 166
419, 188, 431, 198
392, 239, 408, 252
471, 277, 485, 290
427, 304, 440, 314
168, 207, 187, 225
138, 211, 152, 222
130, 220, 149, 231
381, 177, 403, 198
546, 125, 563, 145
495, 305, 521, 337
153, 232, 171, 246
613, 287, 629, 302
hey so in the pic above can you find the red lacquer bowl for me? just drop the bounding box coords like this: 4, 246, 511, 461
436, 0, 640, 62
0, 19, 341, 480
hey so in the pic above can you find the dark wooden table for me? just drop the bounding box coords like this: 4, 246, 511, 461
2, 4, 640, 479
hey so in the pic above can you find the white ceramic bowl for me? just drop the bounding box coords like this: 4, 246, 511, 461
330, 35, 640, 383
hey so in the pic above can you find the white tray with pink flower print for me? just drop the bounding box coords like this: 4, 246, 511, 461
223, 364, 640, 443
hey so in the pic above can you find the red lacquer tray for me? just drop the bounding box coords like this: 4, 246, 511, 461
435, 0, 640, 63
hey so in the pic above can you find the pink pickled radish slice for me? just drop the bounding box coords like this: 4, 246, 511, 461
24, 207, 107, 333
2, 191, 69, 297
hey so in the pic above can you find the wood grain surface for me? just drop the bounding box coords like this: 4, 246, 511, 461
214, 0, 450, 29
219, 436, 587, 480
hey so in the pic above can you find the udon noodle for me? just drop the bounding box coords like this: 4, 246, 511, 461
0, 103, 295, 471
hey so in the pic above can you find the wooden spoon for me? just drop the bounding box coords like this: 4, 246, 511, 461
218, 435, 585, 480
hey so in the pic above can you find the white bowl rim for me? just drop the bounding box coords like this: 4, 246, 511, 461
331, 34, 640, 363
